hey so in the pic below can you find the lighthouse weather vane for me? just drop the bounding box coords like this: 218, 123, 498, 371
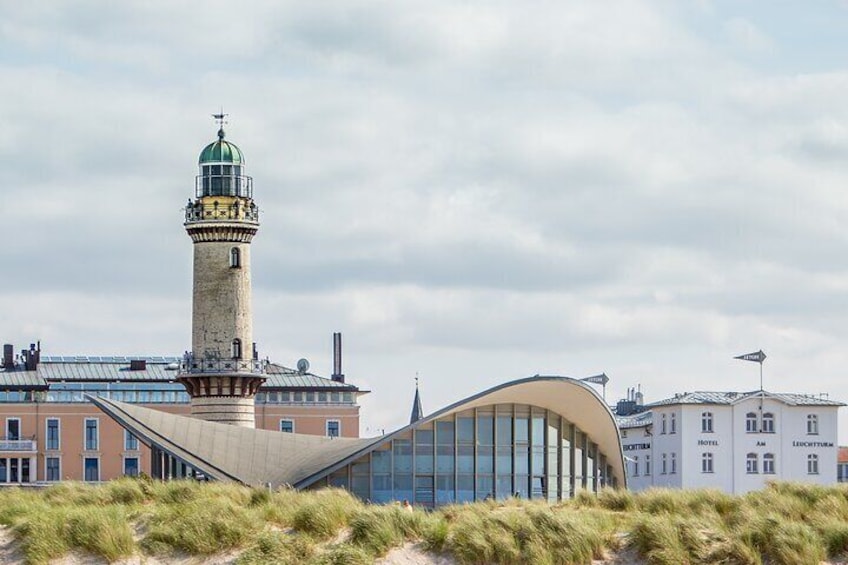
212, 109, 228, 138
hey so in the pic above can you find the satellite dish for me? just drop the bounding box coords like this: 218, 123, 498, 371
297, 358, 310, 374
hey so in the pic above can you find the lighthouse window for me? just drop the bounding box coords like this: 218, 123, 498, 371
230, 247, 241, 268
231, 339, 242, 360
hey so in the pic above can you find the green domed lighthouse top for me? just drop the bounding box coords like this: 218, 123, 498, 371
198, 126, 245, 165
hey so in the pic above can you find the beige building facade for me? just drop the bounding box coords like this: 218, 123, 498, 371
0, 350, 365, 484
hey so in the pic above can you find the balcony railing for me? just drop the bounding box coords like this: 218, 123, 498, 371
180, 355, 266, 376
0, 438, 37, 452
185, 201, 260, 223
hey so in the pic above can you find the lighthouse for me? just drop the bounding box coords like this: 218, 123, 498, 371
178, 115, 266, 427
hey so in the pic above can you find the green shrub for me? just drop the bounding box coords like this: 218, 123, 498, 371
142, 497, 260, 554
290, 489, 359, 539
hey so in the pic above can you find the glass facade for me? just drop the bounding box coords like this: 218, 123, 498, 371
308, 403, 617, 507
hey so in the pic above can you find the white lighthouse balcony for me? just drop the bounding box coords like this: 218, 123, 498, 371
180, 354, 266, 375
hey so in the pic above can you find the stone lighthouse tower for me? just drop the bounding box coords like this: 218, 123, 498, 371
178, 114, 266, 427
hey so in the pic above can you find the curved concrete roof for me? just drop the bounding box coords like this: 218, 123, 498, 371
89, 375, 625, 490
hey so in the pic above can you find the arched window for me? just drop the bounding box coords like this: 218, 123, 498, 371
231, 339, 242, 360
746, 453, 758, 474
763, 453, 775, 474
807, 414, 819, 435
230, 247, 241, 268
762, 413, 775, 433
745, 412, 757, 433
661, 414, 667, 434
701, 412, 713, 433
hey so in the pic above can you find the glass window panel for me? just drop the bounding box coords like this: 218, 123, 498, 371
532, 447, 545, 475
351, 475, 370, 500
496, 446, 512, 475
531, 476, 546, 499
436, 445, 455, 473
496, 476, 513, 500
436, 421, 455, 445
548, 417, 559, 447
457, 417, 474, 444
416, 430, 434, 445
476, 475, 494, 501
515, 417, 529, 443
457, 475, 475, 503
496, 415, 513, 445
476, 414, 494, 445
394, 474, 413, 502
532, 415, 545, 446
372, 475, 393, 503
547, 447, 559, 475
416, 443, 434, 474
352, 458, 370, 475
457, 445, 474, 473
393, 440, 412, 473
476, 446, 493, 474
436, 475, 455, 505
515, 446, 529, 474
515, 475, 529, 499
372, 450, 391, 473
415, 475, 435, 507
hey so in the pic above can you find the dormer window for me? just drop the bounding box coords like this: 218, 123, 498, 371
230, 247, 241, 268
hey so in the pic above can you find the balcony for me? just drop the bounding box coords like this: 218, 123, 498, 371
0, 437, 37, 452
179, 355, 266, 376
185, 201, 260, 224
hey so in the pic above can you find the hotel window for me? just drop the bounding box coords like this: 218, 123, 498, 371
123, 457, 139, 477
230, 247, 241, 268
46, 418, 60, 450
807, 414, 819, 435
124, 430, 138, 451
671, 452, 677, 474
84, 419, 99, 451
632, 456, 639, 476
644, 454, 651, 476
808, 454, 819, 475
763, 453, 775, 474
326, 420, 340, 438
701, 412, 713, 433
661, 453, 667, 474
701, 452, 714, 473
46, 457, 60, 481
660, 414, 667, 434
280, 419, 294, 433
745, 412, 757, 433
84, 457, 99, 482
762, 413, 775, 434
746, 453, 758, 474
670, 413, 677, 434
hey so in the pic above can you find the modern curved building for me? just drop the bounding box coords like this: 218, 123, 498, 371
90, 375, 626, 505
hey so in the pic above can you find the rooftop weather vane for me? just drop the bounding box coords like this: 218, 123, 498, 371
212, 109, 228, 139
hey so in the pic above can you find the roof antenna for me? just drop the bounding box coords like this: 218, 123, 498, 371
212, 108, 228, 140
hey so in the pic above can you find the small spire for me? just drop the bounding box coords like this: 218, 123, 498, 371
212, 109, 228, 140
410, 373, 424, 424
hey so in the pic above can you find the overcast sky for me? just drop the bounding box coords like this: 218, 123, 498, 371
3, 1, 848, 440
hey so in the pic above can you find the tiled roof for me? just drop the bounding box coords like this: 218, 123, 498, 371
647, 390, 844, 408
0, 357, 361, 392
617, 411, 652, 429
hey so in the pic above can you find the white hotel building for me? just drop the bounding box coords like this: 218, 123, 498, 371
618, 390, 843, 494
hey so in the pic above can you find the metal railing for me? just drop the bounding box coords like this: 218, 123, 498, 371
180, 355, 266, 375
185, 201, 260, 223
0, 439, 37, 452
195, 174, 254, 199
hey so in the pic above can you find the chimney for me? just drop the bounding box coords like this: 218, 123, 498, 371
3, 344, 13, 370
23, 342, 40, 371
331, 332, 345, 383
130, 359, 147, 371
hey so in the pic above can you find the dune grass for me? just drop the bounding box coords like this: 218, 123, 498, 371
3, 480, 848, 563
